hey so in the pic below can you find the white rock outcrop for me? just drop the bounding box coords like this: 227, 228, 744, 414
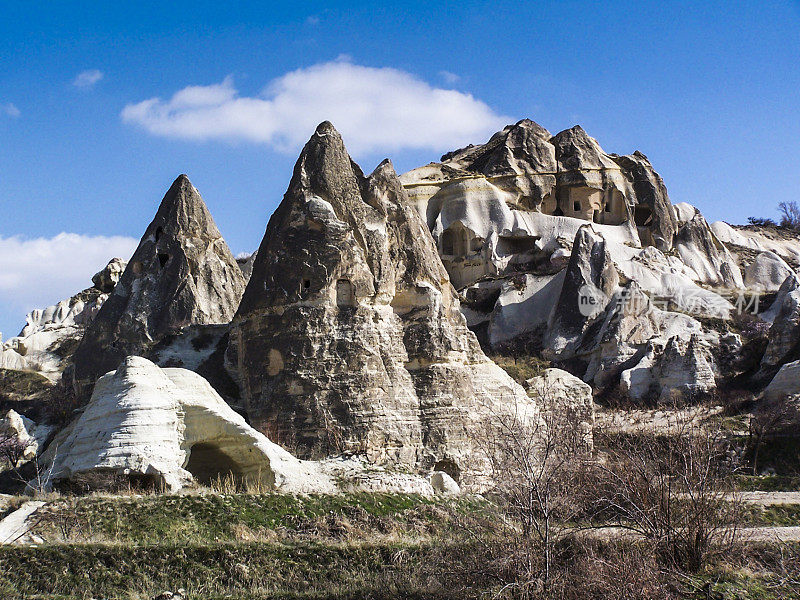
0, 259, 124, 378
0, 410, 52, 471
525, 368, 594, 449
764, 360, 800, 401
744, 251, 795, 293
42, 357, 440, 494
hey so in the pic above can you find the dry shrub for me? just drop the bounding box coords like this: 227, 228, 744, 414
591, 413, 743, 572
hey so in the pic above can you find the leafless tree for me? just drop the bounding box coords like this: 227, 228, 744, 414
479, 384, 593, 596
779, 201, 800, 231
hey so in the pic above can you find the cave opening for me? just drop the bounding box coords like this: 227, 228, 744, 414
433, 459, 461, 483
157, 253, 169, 268
185, 442, 246, 486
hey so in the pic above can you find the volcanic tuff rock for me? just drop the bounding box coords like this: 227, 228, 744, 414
229, 122, 537, 485
674, 212, 743, 288
71, 175, 246, 392
545, 224, 619, 358
400, 119, 677, 291
761, 274, 800, 368
44, 356, 434, 494
0, 258, 125, 378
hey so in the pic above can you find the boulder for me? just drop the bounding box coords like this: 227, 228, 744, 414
72, 175, 246, 393
229, 122, 538, 486
91, 258, 126, 293
524, 368, 594, 450
764, 360, 800, 401
430, 471, 461, 495
744, 251, 794, 293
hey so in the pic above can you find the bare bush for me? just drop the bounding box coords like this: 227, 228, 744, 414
591, 413, 743, 572
749, 397, 799, 475
479, 386, 593, 596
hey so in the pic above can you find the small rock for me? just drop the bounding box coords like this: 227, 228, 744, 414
430, 471, 460, 495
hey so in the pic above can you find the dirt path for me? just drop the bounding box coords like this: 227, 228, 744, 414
738, 491, 800, 506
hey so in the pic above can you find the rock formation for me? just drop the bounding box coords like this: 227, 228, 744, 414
229, 122, 537, 484
71, 175, 246, 392
764, 359, 800, 401
400, 119, 677, 290
524, 368, 594, 450
43, 357, 436, 494
545, 224, 619, 357
761, 274, 800, 368
743, 251, 794, 292
0, 258, 126, 378
675, 212, 743, 289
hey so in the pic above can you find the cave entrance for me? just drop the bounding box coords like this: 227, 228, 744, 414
185, 442, 246, 486
433, 459, 461, 484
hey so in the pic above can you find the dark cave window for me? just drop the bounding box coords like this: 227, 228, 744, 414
302, 279, 311, 290
634, 205, 654, 227
574, 201, 581, 212
157, 253, 169, 268
155, 226, 164, 242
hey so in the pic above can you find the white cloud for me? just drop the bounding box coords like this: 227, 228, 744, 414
0, 233, 138, 336
73, 69, 104, 88
121, 60, 509, 155
439, 71, 461, 85
2, 103, 20, 118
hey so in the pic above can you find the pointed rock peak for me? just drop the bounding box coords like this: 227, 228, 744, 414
72, 176, 246, 393
511, 118, 552, 138
314, 120, 338, 136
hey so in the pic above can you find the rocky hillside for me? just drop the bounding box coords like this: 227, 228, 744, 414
1, 118, 799, 495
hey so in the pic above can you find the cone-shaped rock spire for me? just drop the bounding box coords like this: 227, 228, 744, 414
72, 175, 246, 391
230, 122, 536, 486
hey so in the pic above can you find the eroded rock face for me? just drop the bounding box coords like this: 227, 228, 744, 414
581, 282, 707, 392
230, 122, 536, 484
761, 274, 800, 368
545, 225, 619, 357
72, 175, 246, 392
675, 212, 743, 289
744, 251, 794, 292
400, 120, 677, 290
0, 258, 126, 378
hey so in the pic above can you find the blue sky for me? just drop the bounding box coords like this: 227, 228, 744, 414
1, 0, 799, 336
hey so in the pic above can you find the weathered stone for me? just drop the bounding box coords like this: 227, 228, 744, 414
430, 471, 461, 495
43, 356, 439, 494
761, 274, 800, 368
582, 281, 705, 392
229, 122, 536, 486
764, 359, 800, 401
524, 368, 594, 450
744, 251, 794, 293
72, 175, 246, 392
675, 212, 743, 288
91, 257, 127, 293
545, 225, 619, 357
0, 264, 120, 378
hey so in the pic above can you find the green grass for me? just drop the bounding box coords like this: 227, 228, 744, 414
0, 493, 498, 599
741, 504, 800, 527
25, 492, 490, 546
735, 475, 800, 492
